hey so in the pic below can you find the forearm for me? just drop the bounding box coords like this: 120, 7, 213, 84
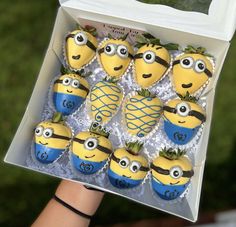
32, 180, 104, 227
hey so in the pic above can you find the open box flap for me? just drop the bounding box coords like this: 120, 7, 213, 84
59, 0, 236, 41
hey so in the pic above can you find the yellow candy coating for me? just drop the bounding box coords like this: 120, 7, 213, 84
71, 131, 112, 162
125, 94, 162, 137
151, 155, 192, 185
109, 148, 148, 181
134, 44, 171, 88
172, 53, 213, 95
53, 74, 89, 98
65, 30, 98, 70
90, 81, 123, 124
163, 99, 205, 129
98, 39, 133, 78
34, 121, 72, 149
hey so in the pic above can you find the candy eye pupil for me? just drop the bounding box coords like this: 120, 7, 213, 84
183, 59, 190, 65
77, 35, 84, 42
174, 171, 179, 177
106, 46, 111, 52
180, 106, 187, 112
198, 63, 204, 70
88, 141, 94, 147
121, 160, 126, 166
120, 48, 127, 55
133, 166, 137, 171
146, 54, 152, 60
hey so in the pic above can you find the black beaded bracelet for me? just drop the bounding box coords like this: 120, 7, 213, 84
53, 194, 93, 220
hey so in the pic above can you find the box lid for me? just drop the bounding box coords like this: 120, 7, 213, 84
59, 0, 236, 41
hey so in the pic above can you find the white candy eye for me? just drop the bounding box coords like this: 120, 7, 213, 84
170, 166, 183, 179
117, 45, 128, 58
84, 138, 98, 150
176, 102, 190, 117
43, 128, 53, 138
62, 77, 71, 86
72, 79, 80, 88
130, 161, 141, 173
119, 157, 129, 168
180, 57, 194, 69
143, 51, 155, 64
104, 44, 116, 56
195, 60, 206, 73
74, 32, 87, 45
35, 126, 43, 136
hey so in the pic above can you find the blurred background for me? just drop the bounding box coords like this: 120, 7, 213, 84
1, 0, 236, 226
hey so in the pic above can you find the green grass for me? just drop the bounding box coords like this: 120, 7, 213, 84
0, 0, 236, 226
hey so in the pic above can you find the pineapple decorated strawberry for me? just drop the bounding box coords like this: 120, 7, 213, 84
89, 77, 123, 124
124, 89, 162, 138
108, 141, 149, 189
151, 148, 194, 200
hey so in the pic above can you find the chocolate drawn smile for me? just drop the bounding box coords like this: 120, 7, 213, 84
85, 155, 95, 159
178, 120, 186, 124
39, 141, 48, 146
170, 181, 180, 185
142, 73, 152, 78
72, 55, 81, 60
122, 174, 131, 179
182, 83, 193, 88
66, 90, 73, 93
114, 65, 123, 71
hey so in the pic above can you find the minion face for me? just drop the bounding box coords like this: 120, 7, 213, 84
151, 155, 194, 200
134, 44, 171, 88
172, 53, 213, 95
53, 74, 89, 115
163, 99, 206, 145
71, 131, 112, 174
98, 39, 134, 78
65, 30, 98, 70
34, 121, 72, 164
163, 99, 206, 129
108, 148, 149, 189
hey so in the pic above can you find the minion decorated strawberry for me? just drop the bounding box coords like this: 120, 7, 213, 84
171, 45, 214, 96
108, 142, 149, 189
134, 33, 177, 88
71, 122, 112, 175
97, 33, 134, 79
53, 67, 90, 116
34, 113, 72, 164
124, 89, 162, 138
90, 77, 123, 124
163, 93, 206, 145
151, 148, 194, 200
65, 25, 98, 71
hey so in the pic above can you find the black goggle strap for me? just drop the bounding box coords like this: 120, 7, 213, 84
133, 53, 169, 68
51, 133, 71, 141
155, 56, 170, 68
54, 79, 89, 94
163, 106, 177, 114
188, 110, 206, 122
73, 137, 112, 155
173, 59, 212, 78
98, 47, 133, 59
173, 59, 180, 66
111, 153, 149, 172
151, 163, 194, 178
65, 34, 96, 52
133, 53, 143, 60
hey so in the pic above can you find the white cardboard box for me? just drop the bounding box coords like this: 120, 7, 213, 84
4, 0, 236, 222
